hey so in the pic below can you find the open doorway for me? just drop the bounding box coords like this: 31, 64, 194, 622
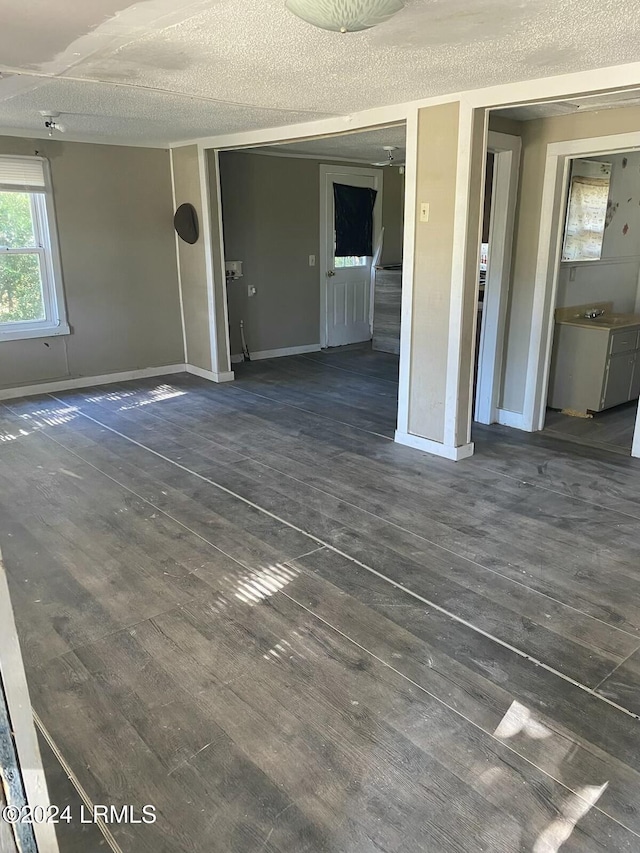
473, 130, 521, 426
215, 124, 406, 438
540, 150, 640, 454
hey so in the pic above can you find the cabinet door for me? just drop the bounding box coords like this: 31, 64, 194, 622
602, 353, 635, 409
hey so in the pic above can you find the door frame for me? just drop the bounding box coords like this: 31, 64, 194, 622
521, 129, 640, 457
474, 131, 522, 424
319, 164, 384, 349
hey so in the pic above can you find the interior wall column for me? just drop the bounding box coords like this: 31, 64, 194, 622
170, 144, 233, 382
395, 100, 486, 460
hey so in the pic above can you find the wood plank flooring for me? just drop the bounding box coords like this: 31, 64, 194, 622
1, 346, 640, 851
543, 402, 637, 455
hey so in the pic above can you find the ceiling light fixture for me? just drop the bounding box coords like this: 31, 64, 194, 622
285, 0, 404, 33
372, 145, 404, 167
39, 110, 66, 136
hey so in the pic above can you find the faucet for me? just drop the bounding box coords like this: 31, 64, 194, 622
584, 308, 605, 319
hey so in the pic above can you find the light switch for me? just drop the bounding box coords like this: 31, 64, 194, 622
309, 254, 316, 267
420, 202, 430, 223
248, 285, 256, 297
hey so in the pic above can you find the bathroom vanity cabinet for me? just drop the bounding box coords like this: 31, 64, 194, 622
549, 319, 640, 415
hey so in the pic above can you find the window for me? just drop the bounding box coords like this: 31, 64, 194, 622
0, 156, 67, 341
561, 158, 612, 262
334, 255, 368, 268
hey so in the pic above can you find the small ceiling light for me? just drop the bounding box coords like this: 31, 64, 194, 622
285, 0, 404, 33
39, 110, 66, 136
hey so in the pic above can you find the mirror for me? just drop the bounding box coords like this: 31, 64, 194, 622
561, 158, 612, 262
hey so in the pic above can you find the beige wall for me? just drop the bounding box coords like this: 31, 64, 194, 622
217, 150, 404, 356
407, 102, 460, 443
171, 145, 211, 371
0, 136, 183, 390
500, 106, 640, 413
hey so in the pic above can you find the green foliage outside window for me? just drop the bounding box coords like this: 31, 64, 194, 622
0, 191, 45, 323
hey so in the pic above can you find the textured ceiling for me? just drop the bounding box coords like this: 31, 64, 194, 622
1, 0, 640, 145
494, 89, 640, 121
260, 125, 407, 163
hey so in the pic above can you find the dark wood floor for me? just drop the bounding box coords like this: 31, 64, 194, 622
543, 402, 637, 455
2, 345, 640, 852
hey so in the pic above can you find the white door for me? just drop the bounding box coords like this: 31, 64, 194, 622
320, 166, 383, 348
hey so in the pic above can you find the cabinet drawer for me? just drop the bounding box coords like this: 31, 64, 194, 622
609, 329, 640, 354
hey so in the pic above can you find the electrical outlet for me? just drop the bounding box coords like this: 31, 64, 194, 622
309, 254, 316, 267
248, 285, 256, 297
420, 202, 430, 223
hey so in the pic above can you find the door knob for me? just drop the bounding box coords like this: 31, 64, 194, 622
327, 270, 336, 277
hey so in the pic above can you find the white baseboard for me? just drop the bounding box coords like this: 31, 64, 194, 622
248, 343, 321, 361
0, 364, 187, 401
230, 353, 245, 364
186, 364, 235, 383
496, 408, 530, 430
394, 430, 475, 461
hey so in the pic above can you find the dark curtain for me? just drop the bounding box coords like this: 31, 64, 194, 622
333, 183, 378, 257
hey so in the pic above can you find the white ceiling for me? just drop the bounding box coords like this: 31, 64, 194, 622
259, 125, 407, 163
494, 89, 640, 121
1, 0, 640, 146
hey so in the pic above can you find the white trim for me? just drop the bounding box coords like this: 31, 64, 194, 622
0, 554, 60, 853
443, 102, 485, 447
208, 149, 233, 374
632, 401, 640, 459
524, 130, 640, 445
0, 321, 70, 342
169, 148, 188, 363
496, 408, 529, 430
396, 107, 419, 436
231, 353, 245, 364
474, 131, 521, 425
249, 343, 321, 360
0, 364, 186, 401
196, 145, 223, 375
185, 363, 235, 382
319, 164, 383, 349
394, 430, 475, 461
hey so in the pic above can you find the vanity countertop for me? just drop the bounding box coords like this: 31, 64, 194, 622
555, 302, 640, 331
557, 313, 640, 330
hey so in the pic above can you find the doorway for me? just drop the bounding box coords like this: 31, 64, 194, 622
473, 131, 521, 425
319, 165, 383, 348
539, 150, 640, 454
216, 124, 406, 439
520, 129, 640, 458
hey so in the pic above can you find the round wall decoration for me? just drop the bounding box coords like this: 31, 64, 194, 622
174, 203, 199, 244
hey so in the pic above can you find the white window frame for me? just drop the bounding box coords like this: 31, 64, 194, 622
0, 156, 68, 342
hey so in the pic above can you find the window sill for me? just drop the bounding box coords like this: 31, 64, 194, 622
0, 322, 70, 343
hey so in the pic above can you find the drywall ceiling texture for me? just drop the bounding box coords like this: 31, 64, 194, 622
2, 0, 640, 145
262, 125, 407, 163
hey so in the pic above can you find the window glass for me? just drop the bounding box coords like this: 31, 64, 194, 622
334, 256, 368, 268
561, 159, 611, 262
0, 191, 36, 248
0, 254, 45, 323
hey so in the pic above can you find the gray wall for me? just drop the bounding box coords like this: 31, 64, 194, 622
217, 150, 404, 356
0, 136, 183, 390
